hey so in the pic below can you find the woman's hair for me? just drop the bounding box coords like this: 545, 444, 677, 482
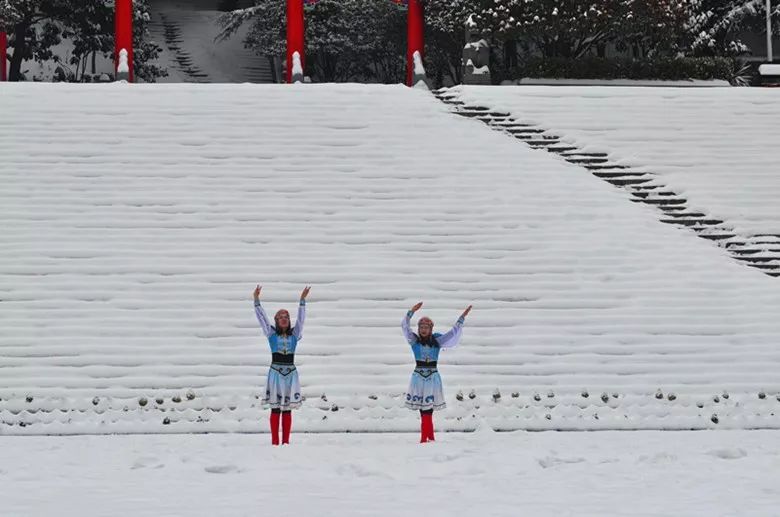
274, 309, 294, 336
273, 325, 294, 337
414, 333, 440, 347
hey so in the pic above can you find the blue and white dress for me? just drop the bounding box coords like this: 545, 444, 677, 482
402, 311, 464, 411
254, 300, 306, 411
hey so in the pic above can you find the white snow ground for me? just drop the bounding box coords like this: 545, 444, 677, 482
446, 85, 780, 236
2, 83, 780, 434
0, 430, 778, 517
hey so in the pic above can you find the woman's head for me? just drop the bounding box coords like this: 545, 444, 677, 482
275, 309, 291, 334
417, 316, 434, 339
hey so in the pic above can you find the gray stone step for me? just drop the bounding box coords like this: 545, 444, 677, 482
633, 197, 686, 206
604, 177, 653, 187
584, 164, 632, 171
593, 171, 652, 179
660, 218, 725, 227
565, 157, 610, 165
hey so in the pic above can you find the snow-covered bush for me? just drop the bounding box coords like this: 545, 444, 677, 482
512, 55, 740, 82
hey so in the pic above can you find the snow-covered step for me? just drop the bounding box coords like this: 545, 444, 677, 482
3, 390, 780, 434
3, 83, 780, 434
436, 88, 780, 278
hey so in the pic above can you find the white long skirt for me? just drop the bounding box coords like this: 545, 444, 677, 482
404, 368, 446, 411
262, 364, 302, 411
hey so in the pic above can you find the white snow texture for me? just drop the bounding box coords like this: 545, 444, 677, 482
1, 83, 780, 435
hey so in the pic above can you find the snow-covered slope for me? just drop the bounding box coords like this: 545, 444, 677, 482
447, 86, 780, 236
1, 83, 779, 434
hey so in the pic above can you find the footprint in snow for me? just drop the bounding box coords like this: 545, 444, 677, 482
537, 456, 586, 469
707, 448, 747, 460
131, 457, 164, 470
636, 452, 677, 464
431, 453, 461, 463
335, 463, 392, 480
204, 465, 241, 474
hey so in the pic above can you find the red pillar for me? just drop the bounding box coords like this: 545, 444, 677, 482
286, 0, 305, 83
0, 31, 7, 82
115, 0, 134, 82
406, 0, 424, 86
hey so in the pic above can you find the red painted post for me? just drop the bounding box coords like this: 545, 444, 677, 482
286, 0, 305, 83
0, 31, 7, 82
115, 0, 134, 82
406, 0, 424, 86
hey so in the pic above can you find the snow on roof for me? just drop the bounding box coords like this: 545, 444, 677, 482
1, 83, 779, 434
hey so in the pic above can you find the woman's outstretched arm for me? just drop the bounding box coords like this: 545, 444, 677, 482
253, 285, 274, 337
438, 305, 472, 349
293, 286, 310, 340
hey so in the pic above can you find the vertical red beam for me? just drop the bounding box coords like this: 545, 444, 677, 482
0, 31, 7, 82
286, 0, 305, 83
115, 0, 134, 82
406, 0, 424, 86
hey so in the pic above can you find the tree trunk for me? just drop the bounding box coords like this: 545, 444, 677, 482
504, 39, 518, 69
9, 22, 28, 82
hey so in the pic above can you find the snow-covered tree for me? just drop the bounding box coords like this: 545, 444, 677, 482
685, 0, 779, 56
0, 0, 164, 82
219, 0, 406, 83
476, 0, 692, 59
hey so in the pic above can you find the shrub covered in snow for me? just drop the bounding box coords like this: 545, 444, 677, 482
509, 55, 741, 82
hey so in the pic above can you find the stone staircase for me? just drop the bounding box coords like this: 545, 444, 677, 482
147, 1, 275, 83
147, 11, 210, 82
433, 90, 780, 279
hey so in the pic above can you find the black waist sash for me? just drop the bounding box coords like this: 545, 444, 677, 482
415, 360, 437, 369
272, 352, 295, 364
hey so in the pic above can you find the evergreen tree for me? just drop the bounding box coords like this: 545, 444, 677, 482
0, 0, 164, 81
686, 0, 778, 56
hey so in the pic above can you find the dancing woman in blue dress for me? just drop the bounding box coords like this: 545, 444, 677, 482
253, 284, 310, 445
402, 301, 472, 443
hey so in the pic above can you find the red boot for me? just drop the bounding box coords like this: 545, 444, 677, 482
426, 413, 436, 442
420, 412, 435, 443
270, 411, 281, 446
282, 411, 292, 445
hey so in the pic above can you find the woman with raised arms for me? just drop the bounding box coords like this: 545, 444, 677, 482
402, 301, 472, 443
253, 284, 310, 445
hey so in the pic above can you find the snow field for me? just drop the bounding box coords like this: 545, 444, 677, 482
0, 430, 779, 516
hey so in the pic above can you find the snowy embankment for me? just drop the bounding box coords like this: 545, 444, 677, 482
1, 83, 780, 434
0, 431, 778, 517
447, 85, 780, 236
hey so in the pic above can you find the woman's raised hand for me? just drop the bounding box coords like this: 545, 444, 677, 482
300, 286, 311, 301
410, 301, 423, 313
460, 305, 473, 319
253, 285, 262, 300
